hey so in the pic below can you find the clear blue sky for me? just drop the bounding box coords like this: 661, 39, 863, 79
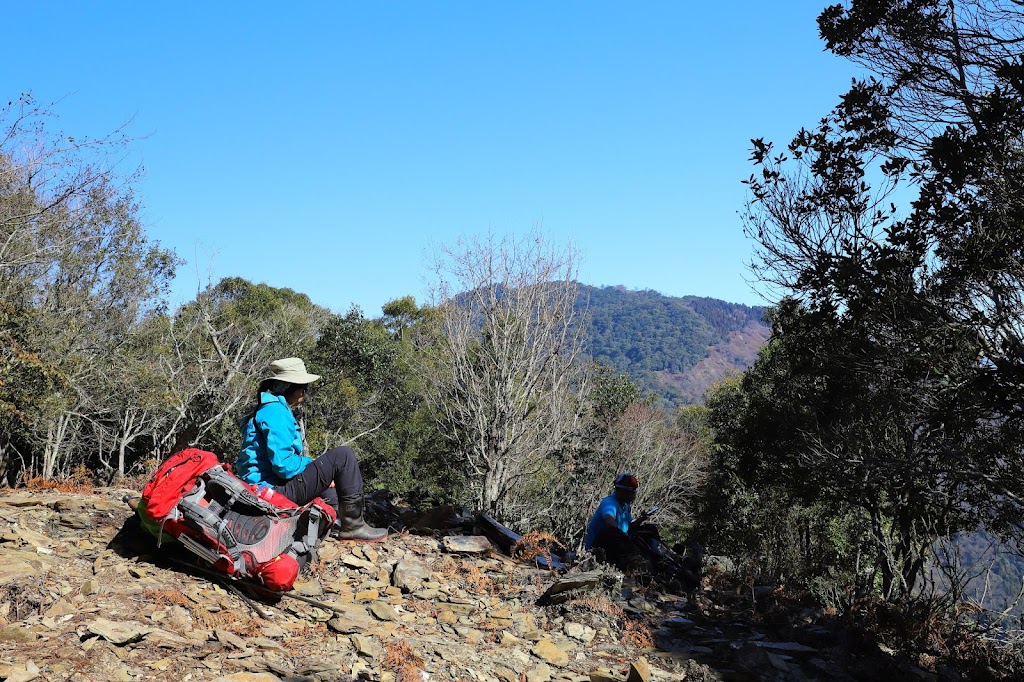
5, 2, 858, 316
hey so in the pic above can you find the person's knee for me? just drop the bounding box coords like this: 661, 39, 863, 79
325, 445, 356, 466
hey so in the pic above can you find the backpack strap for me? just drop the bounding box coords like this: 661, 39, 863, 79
300, 505, 325, 560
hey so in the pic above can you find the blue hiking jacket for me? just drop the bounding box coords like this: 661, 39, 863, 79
235, 393, 310, 487
583, 493, 632, 550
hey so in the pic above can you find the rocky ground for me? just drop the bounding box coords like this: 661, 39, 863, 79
0, 487, 991, 682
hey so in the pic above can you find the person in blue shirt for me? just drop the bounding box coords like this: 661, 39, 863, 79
585, 472, 704, 590
236, 357, 387, 543
584, 472, 644, 570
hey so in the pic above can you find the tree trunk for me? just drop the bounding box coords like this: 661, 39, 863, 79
0, 436, 10, 484
42, 414, 73, 479
482, 458, 505, 515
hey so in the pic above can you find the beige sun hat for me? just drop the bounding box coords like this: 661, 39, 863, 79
266, 357, 320, 385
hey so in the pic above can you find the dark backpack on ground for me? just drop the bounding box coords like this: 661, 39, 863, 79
137, 448, 337, 591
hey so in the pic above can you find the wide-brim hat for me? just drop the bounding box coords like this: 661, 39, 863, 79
266, 357, 320, 385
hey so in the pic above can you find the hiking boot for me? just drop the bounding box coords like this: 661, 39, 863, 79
332, 494, 388, 543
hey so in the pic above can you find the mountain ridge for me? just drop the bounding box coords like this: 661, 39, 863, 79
577, 285, 770, 406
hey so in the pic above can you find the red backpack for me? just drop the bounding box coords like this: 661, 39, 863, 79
138, 448, 337, 591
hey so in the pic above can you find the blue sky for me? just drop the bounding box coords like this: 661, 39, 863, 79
4, 2, 859, 316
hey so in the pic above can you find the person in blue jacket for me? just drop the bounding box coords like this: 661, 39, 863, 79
584, 472, 642, 569
236, 357, 387, 542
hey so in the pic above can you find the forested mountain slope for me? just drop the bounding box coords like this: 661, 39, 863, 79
577, 285, 770, 405
947, 532, 1024, 620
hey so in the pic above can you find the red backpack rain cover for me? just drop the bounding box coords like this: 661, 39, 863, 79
138, 448, 336, 591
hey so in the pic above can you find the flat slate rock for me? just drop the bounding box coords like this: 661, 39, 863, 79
392, 557, 431, 591
626, 657, 652, 682
536, 569, 607, 606
532, 639, 569, 666
0, 549, 56, 585
86, 618, 153, 645
752, 641, 817, 653
215, 627, 249, 650
326, 604, 377, 634
342, 555, 375, 570
589, 670, 622, 682
0, 493, 61, 507
368, 600, 399, 621
442, 535, 492, 554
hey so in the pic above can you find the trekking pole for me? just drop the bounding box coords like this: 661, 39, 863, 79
263, 589, 357, 614
219, 578, 276, 620
166, 557, 275, 620
167, 557, 358, 616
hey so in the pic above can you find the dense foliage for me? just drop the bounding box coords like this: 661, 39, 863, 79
579, 285, 767, 405
0, 95, 177, 482
700, 0, 1024, 616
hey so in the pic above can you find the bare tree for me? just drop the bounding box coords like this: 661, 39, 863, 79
154, 278, 330, 458
538, 401, 709, 548
0, 94, 136, 278
421, 232, 590, 517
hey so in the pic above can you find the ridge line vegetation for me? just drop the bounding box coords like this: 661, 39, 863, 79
695, 1, 1024, 659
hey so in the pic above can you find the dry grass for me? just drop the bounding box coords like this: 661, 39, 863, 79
404, 599, 433, 613
158, 593, 274, 632
433, 556, 458, 574
21, 463, 93, 493
565, 594, 630, 639
189, 603, 233, 630
224, 616, 268, 637
0, 579, 50, 621
569, 594, 625, 620
431, 556, 495, 594
144, 589, 192, 607
304, 559, 329, 578
383, 639, 425, 682
622, 619, 654, 648
280, 622, 328, 648
397, 662, 426, 682
533, 572, 547, 595
475, 620, 505, 632
461, 564, 494, 594
148, 585, 278, 635
511, 531, 565, 570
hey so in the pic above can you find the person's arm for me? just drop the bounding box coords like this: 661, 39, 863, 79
259, 403, 311, 480
597, 497, 623, 531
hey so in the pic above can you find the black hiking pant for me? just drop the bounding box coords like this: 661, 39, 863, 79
274, 446, 363, 509
593, 526, 646, 572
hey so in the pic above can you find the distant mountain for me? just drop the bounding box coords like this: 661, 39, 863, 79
944, 531, 1024, 620
576, 285, 770, 406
